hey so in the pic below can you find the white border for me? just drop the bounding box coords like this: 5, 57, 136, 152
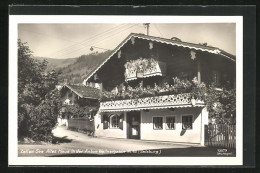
9, 15, 243, 166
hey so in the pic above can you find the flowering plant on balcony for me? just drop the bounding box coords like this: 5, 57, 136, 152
124, 58, 160, 79
124, 59, 137, 73
100, 77, 194, 102
99, 77, 236, 124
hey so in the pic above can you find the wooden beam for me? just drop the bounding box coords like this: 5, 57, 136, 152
197, 57, 201, 83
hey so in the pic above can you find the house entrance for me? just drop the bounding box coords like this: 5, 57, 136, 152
127, 111, 141, 139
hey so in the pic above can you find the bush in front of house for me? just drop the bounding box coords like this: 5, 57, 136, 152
65, 104, 96, 135
28, 89, 62, 142
18, 39, 61, 142
65, 104, 90, 119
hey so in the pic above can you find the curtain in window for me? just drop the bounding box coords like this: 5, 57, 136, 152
182, 115, 192, 130
153, 117, 163, 129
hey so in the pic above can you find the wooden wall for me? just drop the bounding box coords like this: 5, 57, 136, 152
93, 37, 236, 91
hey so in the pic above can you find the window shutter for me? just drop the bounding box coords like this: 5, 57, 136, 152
101, 114, 104, 123
119, 114, 124, 130
103, 114, 108, 129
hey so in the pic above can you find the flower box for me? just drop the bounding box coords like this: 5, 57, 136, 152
125, 69, 137, 81
124, 58, 166, 81
143, 61, 166, 78
136, 72, 144, 78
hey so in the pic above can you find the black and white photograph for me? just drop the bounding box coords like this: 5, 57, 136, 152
9, 14, 243, 166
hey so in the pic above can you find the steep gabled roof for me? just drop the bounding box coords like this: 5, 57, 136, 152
64, 84, 100, 99
83, 33, 236, 84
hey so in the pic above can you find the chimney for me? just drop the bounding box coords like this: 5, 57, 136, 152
171, 37, 182, 42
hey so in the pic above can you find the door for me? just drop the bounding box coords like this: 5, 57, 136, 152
127, 111, 141, 139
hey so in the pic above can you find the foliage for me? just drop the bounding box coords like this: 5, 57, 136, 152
189, 78, 236, 124
18, 39, 60, 141
65, 104, 91, 119
124, 58, 159, 78
100, 77, 193, 102
100, 76, 236, 124
28, 90, 62, 142
18, 40, 47, 95
124, 60, 137, 72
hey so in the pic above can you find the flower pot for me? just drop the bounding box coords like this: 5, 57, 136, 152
125, 70, 137, 81
191, 98, 196, 106
137, 72, 144, 78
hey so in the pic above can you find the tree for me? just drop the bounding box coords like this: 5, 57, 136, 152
18, 40, 47, 97
29, 89, 61, 141
18, 39, 60, 141
65, 104, 90, 119
190, 78, 236, 124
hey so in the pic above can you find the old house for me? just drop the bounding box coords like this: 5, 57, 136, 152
82, 33, 235, 145
58, 83, 100, 126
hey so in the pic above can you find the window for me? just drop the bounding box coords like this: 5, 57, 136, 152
110, 114, 119, 128
166, 117, 175, 130
153, 117, 163, 130
182, 115, 193, 130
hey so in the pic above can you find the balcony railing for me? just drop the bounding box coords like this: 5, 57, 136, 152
99, 93, 204, 112
143, 61, 166, 78
125, 61, 166, 81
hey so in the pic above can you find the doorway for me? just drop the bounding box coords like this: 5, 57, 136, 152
127, 111, 141, 139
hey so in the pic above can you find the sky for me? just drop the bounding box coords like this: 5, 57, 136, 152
18, 23, 236, 59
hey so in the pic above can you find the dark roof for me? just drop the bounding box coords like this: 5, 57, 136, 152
64, 84, 100, 99
83, 33, 236, 83
133, 33, 236, 60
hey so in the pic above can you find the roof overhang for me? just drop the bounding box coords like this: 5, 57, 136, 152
63, 84, 99, 99
99, 104, 205, 112
63, 84, 84, 98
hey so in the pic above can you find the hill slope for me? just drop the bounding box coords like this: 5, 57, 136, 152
58, 51, 111, 84
33, 56, 78, 71
34, 51, 111, 84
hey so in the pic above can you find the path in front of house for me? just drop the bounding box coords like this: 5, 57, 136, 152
18, 126, 235, 157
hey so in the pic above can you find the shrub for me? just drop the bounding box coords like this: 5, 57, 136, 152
65, 104, 91, 119
18, 39, 61, 141
28, 89, 62, 142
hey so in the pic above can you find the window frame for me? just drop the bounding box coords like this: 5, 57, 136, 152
165, 116, 176, 130
109, 114, 120, 129
152, 116, 163, 130
181, 115, 193, 130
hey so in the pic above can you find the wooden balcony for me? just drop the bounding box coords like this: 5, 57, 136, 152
125, 61, 166, 81
143, 61, 166, 78
99, 93, 204, 112
125, 69, 137, 81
